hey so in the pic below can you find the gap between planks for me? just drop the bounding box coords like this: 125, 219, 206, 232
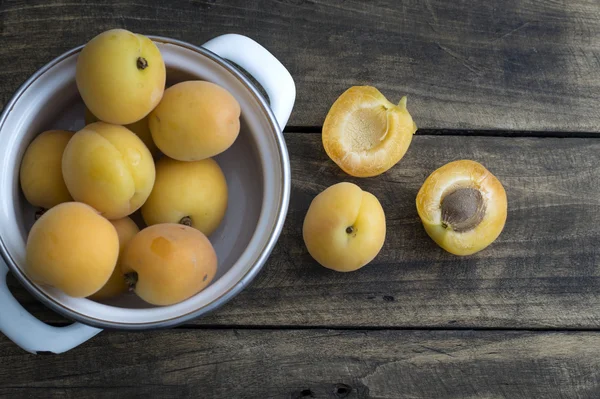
283, 126, 600, 138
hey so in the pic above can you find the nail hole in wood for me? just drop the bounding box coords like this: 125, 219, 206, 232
335, 383, 352, 397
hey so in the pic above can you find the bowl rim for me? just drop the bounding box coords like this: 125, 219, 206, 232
0, 35, 291, 330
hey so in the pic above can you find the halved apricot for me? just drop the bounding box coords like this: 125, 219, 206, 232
322, 86, 417, 177
416, 160, 507, 256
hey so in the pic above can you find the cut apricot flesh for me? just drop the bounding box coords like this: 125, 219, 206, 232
416, 160, 507, 256
322, 86, 417, 177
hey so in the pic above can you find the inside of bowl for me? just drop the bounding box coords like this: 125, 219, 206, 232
0, 40, 286, 326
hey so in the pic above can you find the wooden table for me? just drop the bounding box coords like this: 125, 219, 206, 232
2, 1, 600, 398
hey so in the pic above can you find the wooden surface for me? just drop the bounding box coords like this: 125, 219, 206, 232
1, 0, 600, 131
2, 329, 600, 399
2, 0, 600, 398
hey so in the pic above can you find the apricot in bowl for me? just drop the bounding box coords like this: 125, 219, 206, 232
416, 160, 507, 256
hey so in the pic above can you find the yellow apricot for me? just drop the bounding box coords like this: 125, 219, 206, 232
85, 106, 160, 158
25, 202, 119, 297
141, 157, 228, 236
76, 28, 166, 125
416, 160, 507, 256
149, 81, 241, 161
20, 130, 74, 210
121, 223, 217, 306
89, 217, 140, 300
322, 86, 417, 177
62, 122, 156, 220
303, 182, 386, 272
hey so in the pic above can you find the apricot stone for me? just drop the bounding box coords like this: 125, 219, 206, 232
20, 130, 74, 211
121, 223, 217, 306
149, 81, 241, 161
141, 157, 228, 236
76, 28, 166, 125
25, 202, 119, 297
62, 122, 156, 220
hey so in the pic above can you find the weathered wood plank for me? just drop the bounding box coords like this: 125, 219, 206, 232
1, 0, 600, 131
8, 133, 600, 328
1, 329, 599, 398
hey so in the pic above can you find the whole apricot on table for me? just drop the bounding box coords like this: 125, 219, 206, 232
85, 106, 160, 158
302, 182, 386, 272
120, 223, 217, 306
416, 160, 507, 256
322, 86, 418, 177
62, 122, 156, 220
89, 217, 140, 301
20, 130, 74, 214
76, 28, 166, 125
25, 202, 119, 298
149, 81, 241, 161
141, 157, 228, 236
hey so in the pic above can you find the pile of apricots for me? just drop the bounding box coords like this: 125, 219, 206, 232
303, 86, 508, 272
20, 28, 240, 306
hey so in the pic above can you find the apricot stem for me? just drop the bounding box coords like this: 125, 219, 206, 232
124, 272, 138, 291
398, 96, 408, 109
136, 57, 148, 70
346, 226, 354, 234
179, 216, 193, 227
34, 208, 47, 220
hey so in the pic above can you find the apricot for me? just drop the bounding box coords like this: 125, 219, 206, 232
62, 122, 156, 220
416, 160, 507, 256
141, 157, 228, 236
25, 202, 119, 297
85, 106, 160, 158
89, 217, 140, 300
76, 28, 166, 125
322, 86, 418, 177
303, 182, 386, 272
121, 223, 217, 306
20, 130, 74, 213
149, 81, 241, 161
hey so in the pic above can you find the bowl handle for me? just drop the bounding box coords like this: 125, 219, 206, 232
0, 258, 101, 354
202, 34, 296, 130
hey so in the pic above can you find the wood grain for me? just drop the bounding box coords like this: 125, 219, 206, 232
8, 133, 600, 328
1, 329, 599, 398
1, 0, 600, 131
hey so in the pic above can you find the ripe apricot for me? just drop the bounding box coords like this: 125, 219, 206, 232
89, 217, 140, 301
416, 160, 507, 256
76, 28, 166, 125
303, 182, 386, 272
322, 86, 417, 177
25, 202, 119, 297
20, 130, 74, 212
85, 106, 160, 158
62, 122, 156, 220
149, 81, 241, 161
141, 157, 228, 236
121, 223, 217, 306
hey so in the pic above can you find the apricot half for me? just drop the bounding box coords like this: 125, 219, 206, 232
322, 86, 417, 177
85, 106, 160, 158
416, 160, 507, 256
62, 122, 156, 220
25, 202, 119, 297
89, 217, 140, 301
149, 81, 241, 161
141, 157, 228, 236
302, 182, 386, 272
20, 130, 74, 212
121, 223, 217, 306
76, 28, 166, 125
